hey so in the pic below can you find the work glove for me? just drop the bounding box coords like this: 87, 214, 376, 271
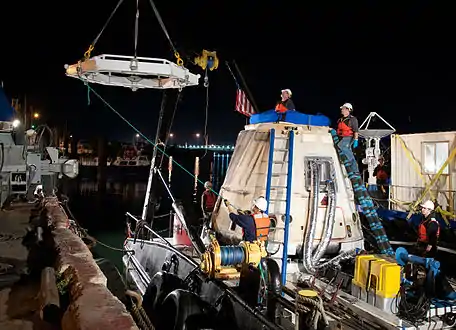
352, 139, 358, 148
224, 199, 230, 207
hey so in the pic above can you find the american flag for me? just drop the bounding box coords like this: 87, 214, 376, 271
235, 89, 255, 117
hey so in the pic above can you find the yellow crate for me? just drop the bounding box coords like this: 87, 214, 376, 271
352, 255, 382, 288
369, 259, 401, 299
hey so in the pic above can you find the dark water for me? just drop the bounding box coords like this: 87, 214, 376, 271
62, 177, 147, 269
60, 151, 230, 269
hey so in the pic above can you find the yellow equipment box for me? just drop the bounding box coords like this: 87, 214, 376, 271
351, 254, 401, 312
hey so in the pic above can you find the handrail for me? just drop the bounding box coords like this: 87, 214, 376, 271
125, 212, 199, 267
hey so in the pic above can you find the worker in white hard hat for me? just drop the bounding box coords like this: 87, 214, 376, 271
415, 200, 440, 258
224, 196, 271, 242
336, 102, 359, 167
275, 89, 296, 122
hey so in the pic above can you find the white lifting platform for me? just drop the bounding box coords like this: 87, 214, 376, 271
65, 54, 201, 90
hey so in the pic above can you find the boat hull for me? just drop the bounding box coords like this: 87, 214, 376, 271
123, 238, 284, 330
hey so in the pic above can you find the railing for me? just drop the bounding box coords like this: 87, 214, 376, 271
365, 183, 456, 217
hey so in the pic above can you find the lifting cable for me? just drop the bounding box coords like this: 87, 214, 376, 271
84, 0, 126, 59
82, 0, 183, 66
134, 0, 140, 58
201, 68, 210, 159
147, 0, 183, 66
82, 80, 234, 206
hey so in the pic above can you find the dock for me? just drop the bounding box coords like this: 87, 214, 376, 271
0, 199, 139, 330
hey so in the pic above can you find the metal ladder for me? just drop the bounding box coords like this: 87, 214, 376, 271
264, 128, 295, 285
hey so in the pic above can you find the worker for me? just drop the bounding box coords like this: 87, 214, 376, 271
336, 102, 359, 166
373, 157, 390, 195
275, 89, 296, 122
201, 181, 216, 227
415, 200, 440, 258
224, 196, 271, 242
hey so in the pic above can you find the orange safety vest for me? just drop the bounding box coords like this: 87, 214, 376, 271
275, 103, 288, 113
417, 217, 440, 243
337, 118, 354, 137
252, 213, 271, 241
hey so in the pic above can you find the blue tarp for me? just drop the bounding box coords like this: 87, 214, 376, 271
0, 87, 14, 121
250, 109, 331, 127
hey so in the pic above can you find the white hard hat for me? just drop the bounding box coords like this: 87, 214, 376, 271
281, 89, 292, 96
421, 200, 435, 210
204, 181, 212, 188
340, 103, 353, 111
253, 196, 268, 212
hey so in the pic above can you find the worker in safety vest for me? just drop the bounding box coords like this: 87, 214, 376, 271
275, 89, 296, 123
415, 200, 440, 258
201, 181, 216, 227
336, 102, 359, 167
224, 197, 271, 243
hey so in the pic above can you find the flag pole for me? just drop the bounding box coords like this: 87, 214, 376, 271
233, 60, 260, 114
225, 61, 241, 89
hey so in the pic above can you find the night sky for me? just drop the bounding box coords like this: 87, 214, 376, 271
1, 1, 455, 144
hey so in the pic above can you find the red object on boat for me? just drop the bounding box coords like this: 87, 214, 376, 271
173, 214, 192, 246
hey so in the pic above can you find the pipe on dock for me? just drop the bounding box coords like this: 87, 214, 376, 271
39, 267, 61, 325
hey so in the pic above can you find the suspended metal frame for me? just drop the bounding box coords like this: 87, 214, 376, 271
358, 112, 396, 186
65, 54, 200, 91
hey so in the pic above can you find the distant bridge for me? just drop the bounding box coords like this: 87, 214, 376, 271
175, 144, 235, 151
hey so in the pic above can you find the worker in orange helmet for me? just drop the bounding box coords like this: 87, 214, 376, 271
275, 89, 295, 122
415, 200, 440, 258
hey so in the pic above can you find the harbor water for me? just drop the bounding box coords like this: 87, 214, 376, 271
61, 150, 232, 269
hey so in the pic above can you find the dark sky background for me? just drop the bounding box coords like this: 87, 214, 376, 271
1, 1, 455, 144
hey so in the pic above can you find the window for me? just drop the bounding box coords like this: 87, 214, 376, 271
423, 142, 449, 174
305, 157, 337, 192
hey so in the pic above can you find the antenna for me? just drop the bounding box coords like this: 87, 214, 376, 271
358, 112, 395, 186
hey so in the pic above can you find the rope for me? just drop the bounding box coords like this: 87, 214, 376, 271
147, 0, 183, 65
84, 0, 126, 59
82, 82, 230, 206
0, 233, 22, 242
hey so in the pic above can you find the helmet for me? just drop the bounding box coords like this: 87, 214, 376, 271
421, 200, 435, 210
281, 89, 292, 96
204, 181, 212, 189
340, 103, 353, 111
253, 196, 268, 212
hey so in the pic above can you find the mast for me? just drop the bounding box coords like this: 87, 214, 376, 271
141, 91, 168, 221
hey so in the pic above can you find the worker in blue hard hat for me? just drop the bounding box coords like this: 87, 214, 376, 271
336, 102, 359, 166
224, 197, 271, 243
